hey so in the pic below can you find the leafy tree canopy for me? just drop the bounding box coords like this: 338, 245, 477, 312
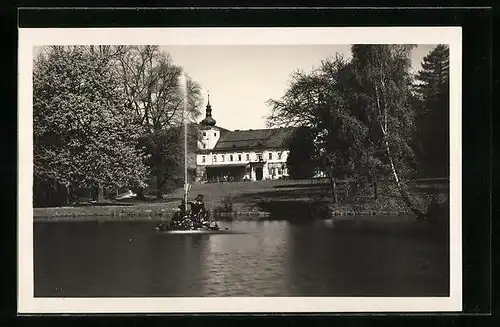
33, 46, 150, 191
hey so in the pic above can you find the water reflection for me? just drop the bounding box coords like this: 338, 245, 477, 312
34, 221, 209, 297
204, 221, 289, 296
145, 234, 207, 296
286, 221, 449, 296
34, 219, 449, 297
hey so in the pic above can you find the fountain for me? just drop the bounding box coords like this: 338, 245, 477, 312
182, 73, 189, 209
154, 73, 224, 234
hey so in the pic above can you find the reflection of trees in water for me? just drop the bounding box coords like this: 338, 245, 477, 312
285, 224, 337, 296
34, 223, 69, 296
204, 221, 290, 296
34, 222, 211, 297
285, 224, 450, 296
146, 233, 208, 296
36, 221, 447, 297
181, 235, 207, 295
286, 225, 395, 296
35, 222, 107, 296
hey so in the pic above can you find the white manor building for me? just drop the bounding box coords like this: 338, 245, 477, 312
195, 96, 296, 182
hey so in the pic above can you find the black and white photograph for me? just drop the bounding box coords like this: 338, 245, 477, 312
18, 27, 462, 313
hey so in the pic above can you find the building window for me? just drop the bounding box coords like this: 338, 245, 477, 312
257, 153, 263, 161
278, 168, 282, 175
202, 143, 206, 149
268, 152, 273, 160
238, 154, 242, 161
202, 156, 206, 163
246, 153, 250, 161
221, 155, 225, 162
278, 152, 282, 160
214, 132, 217, 136
229, 154, 233, 162
213, 155, 217, 162
203, 132, 206, 136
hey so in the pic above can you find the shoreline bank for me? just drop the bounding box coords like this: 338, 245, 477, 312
32, 178, 445, 222
32, 203, 415, 222
31, 202, 453, 235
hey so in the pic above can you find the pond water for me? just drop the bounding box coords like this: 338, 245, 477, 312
34, 219, 449, 297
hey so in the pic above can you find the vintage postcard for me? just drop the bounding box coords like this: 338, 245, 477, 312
18, 26, 462, 313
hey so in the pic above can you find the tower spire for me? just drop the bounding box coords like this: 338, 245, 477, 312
200, 91, 216, 127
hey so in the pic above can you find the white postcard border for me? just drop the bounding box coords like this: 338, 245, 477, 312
18, 27, 462, 313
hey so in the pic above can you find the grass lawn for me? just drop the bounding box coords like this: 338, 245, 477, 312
33, 178, 446, 221
168, 179, 332, 207
33, 179, 331, 219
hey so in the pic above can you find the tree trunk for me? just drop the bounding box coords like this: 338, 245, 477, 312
136, 187, 146, 200
374, 82, 425, 220
44, 182, 50, 207
332, 179, 337, 204
382, 138, 425, 219
156, 174, 163, 200
64, 185, 70, 206
68, 185, 75, 205
96, 183, 104, 202
51, 178, 58, 207
327, 172, 338, 204
55, 179, 65, 207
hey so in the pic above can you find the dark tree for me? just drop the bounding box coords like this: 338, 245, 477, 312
414, 45, 450, 178
267, 56, 367, 203
286, 127, 318, 180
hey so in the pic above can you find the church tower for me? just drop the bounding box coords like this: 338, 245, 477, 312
198, 94, 221, 150
200, 93, 216, 127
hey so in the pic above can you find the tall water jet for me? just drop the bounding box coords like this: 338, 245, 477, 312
179, 72, 189, 206
154, 74, 227, 233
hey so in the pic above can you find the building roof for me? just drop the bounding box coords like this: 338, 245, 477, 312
213, 127, 296, 152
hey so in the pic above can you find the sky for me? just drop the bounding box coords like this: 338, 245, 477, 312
163, 44, 436, 131
33, 44, 435, 131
